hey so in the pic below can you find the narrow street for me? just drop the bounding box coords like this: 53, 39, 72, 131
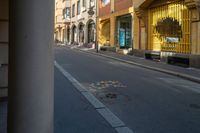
54, 46, 200, 133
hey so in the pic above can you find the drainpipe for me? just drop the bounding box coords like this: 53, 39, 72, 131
8, 0, 54, 132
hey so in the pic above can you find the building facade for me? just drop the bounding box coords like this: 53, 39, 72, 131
55, 0, 200, 68
55, 0, 71, 43
96, 0, 200, 68
97, 0, 134, 53
133, 0, 200, 68
70, 0, 96, 46
55, 0, 97, 46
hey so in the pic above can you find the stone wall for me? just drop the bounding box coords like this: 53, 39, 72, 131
0, 0, 8, 89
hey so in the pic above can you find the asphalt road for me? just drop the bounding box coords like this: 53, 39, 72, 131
54, 67, 116, 133
55, 47, 200, 133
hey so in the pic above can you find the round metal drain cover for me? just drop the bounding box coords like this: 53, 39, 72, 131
106, 93, 117, 99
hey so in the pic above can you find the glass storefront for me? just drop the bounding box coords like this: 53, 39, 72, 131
117, 15, 132, 49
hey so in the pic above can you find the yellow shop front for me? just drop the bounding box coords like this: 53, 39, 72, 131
135, 0, 200, 68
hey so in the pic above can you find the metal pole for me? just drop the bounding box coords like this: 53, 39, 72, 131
131, 13, 134, 55
95, 0, 99, 53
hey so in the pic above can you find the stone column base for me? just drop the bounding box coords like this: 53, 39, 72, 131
190, 54, 200, 68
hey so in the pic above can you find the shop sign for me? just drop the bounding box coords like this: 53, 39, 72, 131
166, 37, 179, 43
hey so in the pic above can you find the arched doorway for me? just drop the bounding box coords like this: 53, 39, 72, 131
99, 19, 110, 45
87, 20, 95, 43
78, 23, 85, 43
71, 25, 77, 43
67, 27, 70, 43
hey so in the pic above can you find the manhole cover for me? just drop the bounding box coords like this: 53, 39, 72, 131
190, 104, 200, 109
105, 93, 117, 99
89, 80, 126, 90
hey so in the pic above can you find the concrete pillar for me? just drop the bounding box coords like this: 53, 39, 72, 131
111, 0, 115, 13
110, 16, 116, 46
68, 27, 71, 44
84, 25, 88, 44
8, 0, 54, 133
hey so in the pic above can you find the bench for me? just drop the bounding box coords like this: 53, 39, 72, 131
168, 56, 189, 67
145, 52, 160, 61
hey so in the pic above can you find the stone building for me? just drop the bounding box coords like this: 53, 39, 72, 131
55, 0, 97, 46
133, 0, 200, 68
70, 0, 96, 46
55, 0, 71, 43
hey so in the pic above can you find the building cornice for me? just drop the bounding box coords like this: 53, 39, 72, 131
185, 0, 200, 21
185, 0, 200, 8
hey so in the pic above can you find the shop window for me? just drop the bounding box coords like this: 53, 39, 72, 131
117, 15, 132, 49
154, 17, 182, 43
148, 1, 191, 54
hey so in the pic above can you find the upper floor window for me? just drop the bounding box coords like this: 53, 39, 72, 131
89, 0, 95, 8
63, 7, 71, 19
77, 0, 80, 15
72, 4, 75, 17
82, 0, 86, 8
101, 0, 110, 6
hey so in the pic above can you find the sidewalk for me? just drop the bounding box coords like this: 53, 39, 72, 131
64, 44, 200, 83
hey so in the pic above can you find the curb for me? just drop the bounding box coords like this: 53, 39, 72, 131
74, 48, 200, 84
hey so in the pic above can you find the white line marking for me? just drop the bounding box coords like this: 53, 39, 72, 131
115, 127, 134, 133
55, 61, 87, 92
72, 82, 87, 92
97, 108, 125, 128
81, 92, 105, 109
54, 61, 135, 133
